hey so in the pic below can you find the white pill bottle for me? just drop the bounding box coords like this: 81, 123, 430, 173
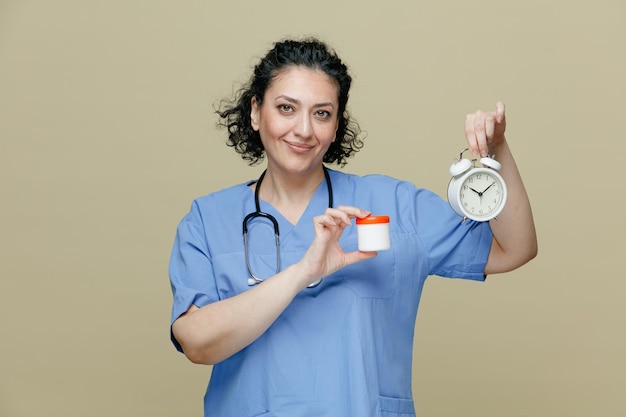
356, 215, 390, 251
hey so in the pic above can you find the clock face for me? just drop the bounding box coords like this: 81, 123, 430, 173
459, 170, 505, 220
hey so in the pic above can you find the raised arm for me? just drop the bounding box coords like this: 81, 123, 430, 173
463, 101, 538, 274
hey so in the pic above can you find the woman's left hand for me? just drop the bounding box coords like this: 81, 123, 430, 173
464, 101, 506, 157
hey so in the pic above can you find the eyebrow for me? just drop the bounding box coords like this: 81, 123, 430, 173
274, 95, 336, 109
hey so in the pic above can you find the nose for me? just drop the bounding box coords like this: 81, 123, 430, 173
293, 113, 313, 139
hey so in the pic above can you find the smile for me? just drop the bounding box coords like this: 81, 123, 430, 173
285, 141, 314, 153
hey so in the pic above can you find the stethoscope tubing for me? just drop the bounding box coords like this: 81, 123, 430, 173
243, 166, 332, 287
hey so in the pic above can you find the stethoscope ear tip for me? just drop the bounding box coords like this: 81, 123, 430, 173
247, 278, 257, 286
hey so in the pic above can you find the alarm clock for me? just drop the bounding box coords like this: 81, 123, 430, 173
447, 148, 507, 222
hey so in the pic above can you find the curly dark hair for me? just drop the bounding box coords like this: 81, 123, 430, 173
216, 37, 364, 166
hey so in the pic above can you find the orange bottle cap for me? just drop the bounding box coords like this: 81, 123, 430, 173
356, 215, 390, 225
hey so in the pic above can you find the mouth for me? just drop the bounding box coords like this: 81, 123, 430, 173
285, 140, 314, 153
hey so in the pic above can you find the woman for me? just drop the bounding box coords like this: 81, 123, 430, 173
169, 38, 537, 417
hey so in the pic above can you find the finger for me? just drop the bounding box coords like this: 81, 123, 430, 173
485, 113, 496, 141
464, 114, 479, 157
320, 208, 352, 227
496, 101, 505, 123
335, 205, 371, 220
343, 249, 377, 266
314, 213, 345, 228
473, 112, 489, 157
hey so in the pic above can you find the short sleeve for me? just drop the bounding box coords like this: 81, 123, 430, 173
411, 187, 493, 281
168, 201, 219, 352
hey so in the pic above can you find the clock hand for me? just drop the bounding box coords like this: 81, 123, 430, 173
469, 187, 482, 196
481, 182, 496, 194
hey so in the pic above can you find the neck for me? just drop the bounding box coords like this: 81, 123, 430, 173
257, 165, 327, 224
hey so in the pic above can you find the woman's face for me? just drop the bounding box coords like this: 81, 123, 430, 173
251, 66, 339, 176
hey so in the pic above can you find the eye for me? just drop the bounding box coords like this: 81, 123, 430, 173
278, 104, 293, 113
315, 110, 332, 119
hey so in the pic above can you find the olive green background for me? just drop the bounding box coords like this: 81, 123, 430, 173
1, 1, 624, 416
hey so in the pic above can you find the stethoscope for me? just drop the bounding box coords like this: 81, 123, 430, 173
243, 166, 333, 287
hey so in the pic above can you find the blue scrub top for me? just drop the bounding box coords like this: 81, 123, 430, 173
169, 169, 492, 417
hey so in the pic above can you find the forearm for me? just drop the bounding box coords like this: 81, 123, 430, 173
484, 139, 538, 274
171, 206, 375, 365
172, 263, 306, 365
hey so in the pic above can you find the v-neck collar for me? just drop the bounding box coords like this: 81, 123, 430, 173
247, 170, 333, 242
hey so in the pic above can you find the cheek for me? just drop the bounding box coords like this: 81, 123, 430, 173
259, 117, 288, 140
321, 124, 338, 143
317, 118, 339, 141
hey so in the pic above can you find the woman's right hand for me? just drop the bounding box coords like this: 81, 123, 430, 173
296, 206, 377, 288
173, 206, 376, 365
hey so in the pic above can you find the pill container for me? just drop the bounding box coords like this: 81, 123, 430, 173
356, 215, 390, 251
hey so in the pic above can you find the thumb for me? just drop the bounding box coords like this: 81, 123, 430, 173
344, 250, 377, 267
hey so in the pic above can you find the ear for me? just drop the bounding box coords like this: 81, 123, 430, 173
250, 97, 260, 131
